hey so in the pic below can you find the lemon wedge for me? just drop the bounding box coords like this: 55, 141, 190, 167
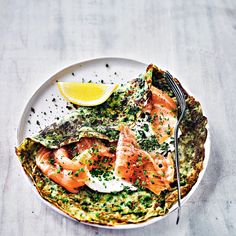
58, 82, 118, 106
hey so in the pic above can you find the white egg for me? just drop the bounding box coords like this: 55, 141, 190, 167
76, 150, 137, 193
85, 170, 137, 193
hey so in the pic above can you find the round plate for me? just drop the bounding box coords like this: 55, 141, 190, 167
17, 57, 210, 229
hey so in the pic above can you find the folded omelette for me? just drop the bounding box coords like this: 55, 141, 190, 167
16, 64, 208, 225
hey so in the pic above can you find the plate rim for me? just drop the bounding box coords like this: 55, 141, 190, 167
16, 56, 211, 229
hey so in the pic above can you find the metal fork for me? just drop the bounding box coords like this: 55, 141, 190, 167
164, 71, 187, 225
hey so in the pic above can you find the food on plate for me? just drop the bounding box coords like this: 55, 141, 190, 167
16, 64, 208, 226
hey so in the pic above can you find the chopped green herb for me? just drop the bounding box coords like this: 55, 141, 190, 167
75, 167, 85, 177
56, 165, 62, 173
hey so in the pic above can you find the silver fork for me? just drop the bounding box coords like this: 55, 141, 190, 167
164, 71, 187, 225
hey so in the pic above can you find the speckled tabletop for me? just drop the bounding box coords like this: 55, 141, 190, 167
1, 0, 236, 235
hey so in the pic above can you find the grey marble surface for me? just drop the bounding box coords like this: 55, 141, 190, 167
1, 0, 236, 235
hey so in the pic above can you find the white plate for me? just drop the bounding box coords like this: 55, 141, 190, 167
17, 57, 210, 229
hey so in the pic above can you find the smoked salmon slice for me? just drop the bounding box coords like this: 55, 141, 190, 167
36, 148, 86, 193
76, 138, 116, 171
144, 86, 177, 143
151, 86, 176, 111
76, 138, 99, 154
54, 147, 84, 171
36, 138, 116, 193
115, 125, 174, 195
